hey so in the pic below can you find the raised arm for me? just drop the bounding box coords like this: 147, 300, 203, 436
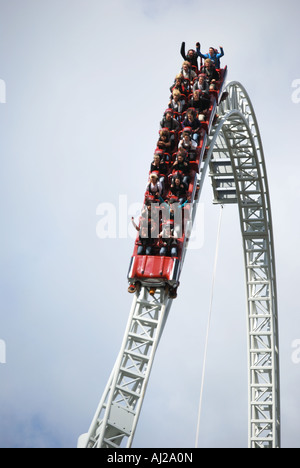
217, 47, 224, 59
196, 41, 208, 60
180, 41, 186, 60
131, 217, 140, 231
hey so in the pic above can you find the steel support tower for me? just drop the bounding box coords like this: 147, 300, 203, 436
78, 81, 280, 449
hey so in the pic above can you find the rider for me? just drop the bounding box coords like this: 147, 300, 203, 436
196, 43, 224, 69
158, 224, 178, 258
180, 41, 199, 71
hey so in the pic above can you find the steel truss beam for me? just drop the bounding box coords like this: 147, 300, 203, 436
78, 82, 280, 449
208, 82, 280, 448
78, 287, 172, 448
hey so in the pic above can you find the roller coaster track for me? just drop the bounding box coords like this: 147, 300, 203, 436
78, 80, 280, 449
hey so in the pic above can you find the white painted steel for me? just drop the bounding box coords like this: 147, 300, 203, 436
79, 81, 280, 448
208, 82, 280, 448
80, 287, 172, 448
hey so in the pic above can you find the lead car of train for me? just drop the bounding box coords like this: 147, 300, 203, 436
127, 62, 228, 299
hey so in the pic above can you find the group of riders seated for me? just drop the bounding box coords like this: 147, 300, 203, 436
133, 42, 225, 259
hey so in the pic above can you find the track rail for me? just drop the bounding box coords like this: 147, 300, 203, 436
78, 287, 172, 448
208, 82, 280, 448
78, 81, 280, 448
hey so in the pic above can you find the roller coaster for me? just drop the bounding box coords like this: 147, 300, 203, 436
78, 47, 280, 449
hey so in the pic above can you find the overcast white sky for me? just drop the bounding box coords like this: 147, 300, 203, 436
0, 0, 299, 448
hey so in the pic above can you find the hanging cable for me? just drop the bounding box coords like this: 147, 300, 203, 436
195, 204, 224, 448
